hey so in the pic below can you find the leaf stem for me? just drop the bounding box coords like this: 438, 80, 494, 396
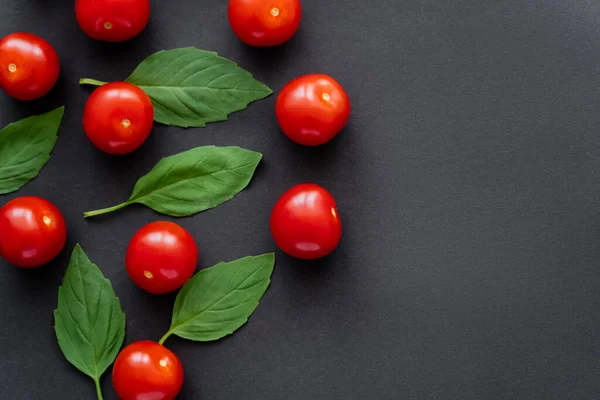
83, 202, 129, 218
158, 330, 173, 345
94, 377, 104, 400
79, 78, 107, 87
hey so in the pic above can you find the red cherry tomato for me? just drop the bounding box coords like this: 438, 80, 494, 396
0, 196, 67, 268
270, 184, 342, 259
126, 221, 198, 294
113, 340, 184, 400
276, 74, 351, 146
0, 32, 60, 100
228, 0, 302, 47
75, 0, 150, 42
83, 82, 154, 155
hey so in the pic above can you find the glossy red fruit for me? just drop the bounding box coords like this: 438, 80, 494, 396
0, 197, 67, 268
228, 0, 302, 47
276, 74, 351, 146
0, 32, 60, 100
113, 340, 184, 400
75, 0, 151, 42
270, 184, 342, 259
126, 221, 198, 294
83, 82, 154, 155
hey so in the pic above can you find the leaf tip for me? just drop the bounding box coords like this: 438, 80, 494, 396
50, 106, 66, 122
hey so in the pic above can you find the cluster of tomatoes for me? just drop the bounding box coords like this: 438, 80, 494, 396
0, 0, 350, 398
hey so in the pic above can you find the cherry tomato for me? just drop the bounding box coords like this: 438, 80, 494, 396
270, 184, 342, 259
0, 196, 67, 268
83, 82, 154, 155
276, 74, 351, 146
113, 340, 184, 400
0, 32, 59, 100
126, 221, 198, 294
75, 0, 150, 42
228, 0, 302, 47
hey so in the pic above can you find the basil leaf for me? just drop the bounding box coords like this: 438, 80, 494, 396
160, 253, 275, 343
84, 145, 262, 218
80, 47, 272, 128
54, 244, 126, 397
0, 107, 64, 194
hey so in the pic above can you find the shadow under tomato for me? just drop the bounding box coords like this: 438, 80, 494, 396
3, 239, 72, 295
0, 69, 68, 123
81, 128, 162, 221
77, 26, 156, 81
280, 250, 339, 287
232, 27, 305, 81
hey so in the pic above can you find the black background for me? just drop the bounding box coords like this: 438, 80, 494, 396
1, 0, 600, 399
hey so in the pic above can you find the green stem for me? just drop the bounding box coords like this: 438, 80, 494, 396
158, 330, 174, 345
79, 78, 107, 86
94, 377, 104, 400
83, 202, 129, 218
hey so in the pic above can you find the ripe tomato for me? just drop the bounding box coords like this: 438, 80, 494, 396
276, 74, 351, 146
0, 32, 60, 100
270, 184, 342, 259
83, 82, 154, 155
126, 221, 198, 294
0, 196, 67, 268
228, 0, 302, 47
113, 341, 184, 400
75, 0, 150, 42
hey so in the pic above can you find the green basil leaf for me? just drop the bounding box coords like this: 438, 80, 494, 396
80, 47, 272, 128
161, 253, 275, 343
84, 145, 262, 218
54, 244, 126, 394
0, 106, 64, 194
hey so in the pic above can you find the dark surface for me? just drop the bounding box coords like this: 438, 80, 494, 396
1, 0, 600, 399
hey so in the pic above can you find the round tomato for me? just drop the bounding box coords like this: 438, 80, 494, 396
83, 82, 154, 155
0, 196, 67, 268
276, 74, 351, 146
113, 341, 184, 400
126, 221, 198, 294
0, 32, 59, 100
75, 0, 150, 42
228, 0, 302, 47
270, 184, 342, 259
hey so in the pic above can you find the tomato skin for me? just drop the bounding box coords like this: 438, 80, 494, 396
228, 0, 302, 47
0, 197, 67, 268
126, 221, 198, 294
83, 82, 154, 155
0, 33, 60, 100
276, 74, 351, 146
112, 341, 184, 400
75, 0, 150, 42
270, 184, 342, 259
